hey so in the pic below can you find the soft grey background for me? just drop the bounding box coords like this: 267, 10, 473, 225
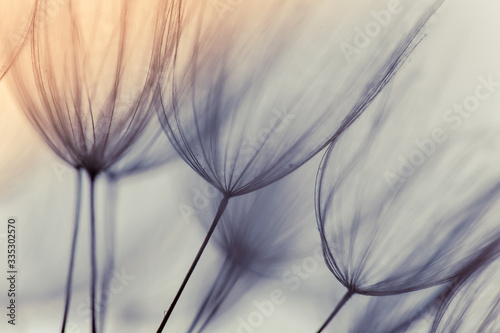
1, 0, 500, 332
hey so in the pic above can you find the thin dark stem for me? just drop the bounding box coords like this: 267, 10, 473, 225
61, 168, 83, 333
99, 176, 117, 332
89, 174, 98, 333
157, 195, 230, 333
317, 290, 354, 333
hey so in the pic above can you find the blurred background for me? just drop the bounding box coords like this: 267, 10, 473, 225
1, 0, 500, 332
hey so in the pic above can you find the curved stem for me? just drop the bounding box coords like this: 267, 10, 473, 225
61, 168, 83, 333
89, 175, 98, 333
157, 195, 230, 332
317, 290, 354, 333
99, 176, 117, 332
